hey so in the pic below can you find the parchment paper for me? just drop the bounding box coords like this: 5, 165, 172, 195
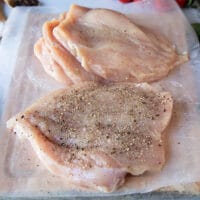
0, 0, 200, 197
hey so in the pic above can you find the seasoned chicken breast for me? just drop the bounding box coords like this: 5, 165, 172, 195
53, 4, 188, 82
7, 82, 173, 192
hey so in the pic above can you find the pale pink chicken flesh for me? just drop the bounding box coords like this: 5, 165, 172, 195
42, 19, 102, 84
34, 38, 73, 85
53, 4, 188, 82
7, 82, 173, 192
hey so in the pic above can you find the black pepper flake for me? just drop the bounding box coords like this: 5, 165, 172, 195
61, 143, 65, 146
15, 119, 18, 121
163, 109, 166, 112
21, 115, 24, 119
155, 114, 160, 117
35, 125, 38, 128
106, 135, 109, 139
89, 164, 92, 168
177, 142, 180, 144
158, 144, 162, 147
48, 130, 51, 133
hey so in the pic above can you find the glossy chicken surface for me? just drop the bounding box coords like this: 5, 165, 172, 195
34, 4, 187, 85
53, 4, 188, 82
42, 19, 101, 83
7, 82, 173, 192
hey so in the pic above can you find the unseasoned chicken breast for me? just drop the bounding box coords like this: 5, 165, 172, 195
34, 38, 73, 85
7, 82, 173, 192
42, 19, 102, 84
54, 4, 188, 82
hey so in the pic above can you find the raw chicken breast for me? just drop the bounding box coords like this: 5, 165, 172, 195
42, 19, 102, 84
54, 4, 188, 82
7, 82, 173, 192
34, 38, 73, 85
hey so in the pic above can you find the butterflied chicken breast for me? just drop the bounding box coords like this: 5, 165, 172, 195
53, 4, 188, 82
7, 82, 173, 192
42, 19, 102, 84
